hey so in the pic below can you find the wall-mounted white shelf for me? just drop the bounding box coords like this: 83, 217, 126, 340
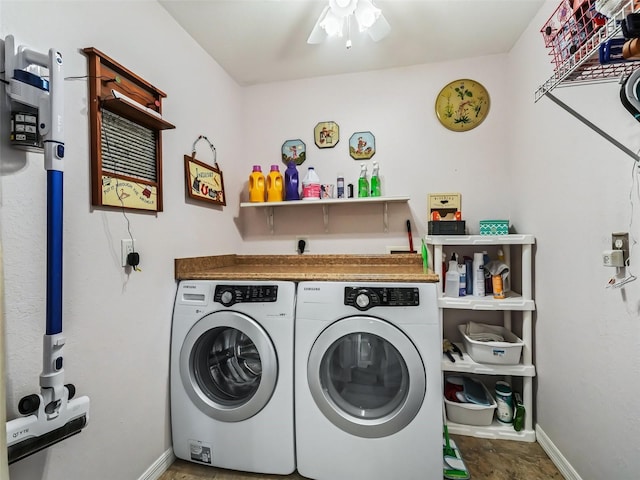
438, 292, 535, 311
443, 343, 536, 377
534, 1, 640, 162
240, 196, 410, 233
447, 419, 536, 443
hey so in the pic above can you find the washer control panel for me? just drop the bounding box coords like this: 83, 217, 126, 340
214, 285, 278, 307
344, 287, 420, 311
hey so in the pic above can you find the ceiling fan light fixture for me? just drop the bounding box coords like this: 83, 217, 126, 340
365, 11, 391, 42
328, 0, 358, 18
307, 0, 390, 46
320, 9, 345, 37
354, 0, 380, 31
307, 5, 330, 44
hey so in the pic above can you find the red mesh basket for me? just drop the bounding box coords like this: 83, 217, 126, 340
540, 0, 606, 69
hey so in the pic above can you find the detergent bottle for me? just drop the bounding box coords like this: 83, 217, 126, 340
358, 163, 369, 198
249, 165, 266, 202
370, 161, 381, 197
302, 166, 321, 200
267, 164, 284, 202
284, 161, 300, 201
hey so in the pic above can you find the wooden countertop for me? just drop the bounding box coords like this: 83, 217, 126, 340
175, 254, 439, 283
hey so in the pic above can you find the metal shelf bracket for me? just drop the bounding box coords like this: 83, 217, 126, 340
266, 206, 274, 234
545, 92, 640, 163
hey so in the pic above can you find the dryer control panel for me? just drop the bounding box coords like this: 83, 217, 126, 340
214, 285, 278, 306
344, 287, 420, 311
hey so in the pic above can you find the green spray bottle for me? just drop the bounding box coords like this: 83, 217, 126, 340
370, 161, 381, 197
358, 163, 369, 198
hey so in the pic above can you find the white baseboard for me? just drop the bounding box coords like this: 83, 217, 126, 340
535, 425, 582, 480
138, 447, 175, 480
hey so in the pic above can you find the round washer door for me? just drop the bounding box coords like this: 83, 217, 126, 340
180, 310, 278, 422
307, 316, 426, 438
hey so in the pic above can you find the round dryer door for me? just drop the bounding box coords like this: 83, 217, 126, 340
180, 310, 278, 422
307, 316, 426, 438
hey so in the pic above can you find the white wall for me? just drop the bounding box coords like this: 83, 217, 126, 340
239, 57, 513, 254
510, 1, 640, 478
3, 1, 638, 479
1, 2, 243, 479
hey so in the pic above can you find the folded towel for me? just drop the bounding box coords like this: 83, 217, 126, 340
465, 321, 505, 342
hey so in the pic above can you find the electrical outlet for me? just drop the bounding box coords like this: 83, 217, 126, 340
296, 236, 310, 254
611, 232, 629, 266
121, 239, 135, 267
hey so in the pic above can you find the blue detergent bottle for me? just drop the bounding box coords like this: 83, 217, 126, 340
284, 161, 300, 200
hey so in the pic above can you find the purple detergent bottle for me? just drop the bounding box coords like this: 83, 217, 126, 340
284, 161, 300, 200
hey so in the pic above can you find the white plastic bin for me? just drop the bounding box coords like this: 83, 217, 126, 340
458, 323, 524, 365
444, 379, 496, 426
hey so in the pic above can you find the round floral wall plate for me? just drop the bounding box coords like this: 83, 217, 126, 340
435, 79, 490, 132
349, 131, 375, 160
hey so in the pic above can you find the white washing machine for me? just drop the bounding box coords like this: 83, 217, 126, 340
295, 281, 442, 480
170, 280, 296, 474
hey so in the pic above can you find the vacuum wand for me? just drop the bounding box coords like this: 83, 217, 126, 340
4, 34, 89, 464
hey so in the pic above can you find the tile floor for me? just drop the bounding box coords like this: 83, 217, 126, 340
158, 434, 564, 480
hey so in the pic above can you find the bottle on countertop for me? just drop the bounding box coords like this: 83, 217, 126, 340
266, 164, 284, 202
302, 166, 321, 200
358, 163, 369, 198
370, 161, 381, 197
249, 165, 265, 202
284, 161, 300, 201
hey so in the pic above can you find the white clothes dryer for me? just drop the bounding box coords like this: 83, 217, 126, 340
171, 280, 296, 474
295, 281, 442, 480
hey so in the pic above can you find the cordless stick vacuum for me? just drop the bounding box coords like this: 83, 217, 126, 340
4, 35, 90, 464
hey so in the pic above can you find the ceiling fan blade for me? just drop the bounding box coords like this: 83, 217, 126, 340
367, 13, 390, 42
307, 5, 330, 44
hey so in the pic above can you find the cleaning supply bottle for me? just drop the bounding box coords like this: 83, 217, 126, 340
495, 381, 514, 424
284, 161, 299, 201
370, 161, 381, 197
464, 256, 473, 295
444, 255, 460, 298
249, 165, 265, 202
337, 174, 345, 198
358, 163, 369, 198
483, 250, 493, 294
266, 164, 284, 202
497, 248, 510, 292
472, 252, 485, 297
302, 166, 321, 200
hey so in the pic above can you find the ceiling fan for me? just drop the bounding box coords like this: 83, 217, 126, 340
307, 0, 391, 48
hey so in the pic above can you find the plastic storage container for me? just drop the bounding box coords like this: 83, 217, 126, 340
444, 379, 496, 426
267, 164, 284, 202
458, 323, 524, 365
249, 165, 265, 202
479, 220, 509, 235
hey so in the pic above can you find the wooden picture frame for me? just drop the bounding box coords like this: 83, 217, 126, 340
184, 135, 226, 207
349, 131, 376, 160
184, 155, 226, 206
314, 121, 339, 148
